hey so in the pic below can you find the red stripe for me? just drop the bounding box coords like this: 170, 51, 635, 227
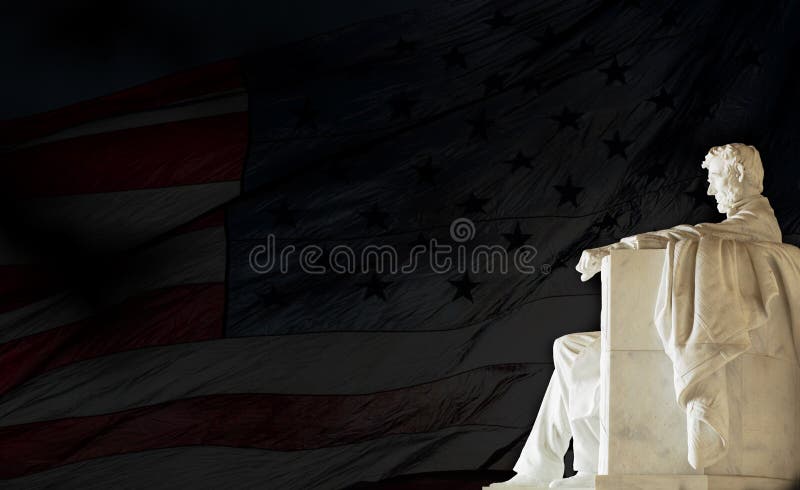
0, 265, 64, 314
0, 59, 243, 146
6, 112, 247, 197
164, 208, 227, 238
0, 283, 224, 396
0, 364, 532, 478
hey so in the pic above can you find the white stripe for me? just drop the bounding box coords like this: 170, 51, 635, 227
13, 182, 238, 259
107, 227, 226, 301
0, 425, 524, 490
0, 354, 546, 428
0, 295, 599, 426
12, 92, 247, 149
0, 227, 225, 343
0, 293, 91, 344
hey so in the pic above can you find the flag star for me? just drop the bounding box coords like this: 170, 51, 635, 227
520, 73, 542, 94
694, 100, 718, 121
535, 25, 558, 49
502, 222, 533, 251
442, 46, 467, 69
596, 213, 618, 231
360, 204, 390, 230
326, 163, 351, 182
345, 61, 373, 80
357, 273, 393, 301
599, 56, 631, 85
568, 39, 595, 57
647, 88, 675, 111
684, 183, 714, 208
459, 192, 490, 214
503, 151, 533, 173
554, 176, 584, 207
388, 93, 418, 119
388, 36, 416, 57
550, 106, 583, 131
659, 6, 678, 28
293, 99, 318, 130
640, 162, 668, 183
271, 199, 298, 227
484, 10, 514, 29
448, 272, 480, 302
738, 46, 762, 68
283, 50, 321, 79
412, 156, 440, 185
603, 130, 634, 160
260, 286, 290, 309
466, 109, 494, 141
482, 72, 507, 96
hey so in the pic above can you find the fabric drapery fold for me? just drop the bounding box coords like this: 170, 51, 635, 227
654, 236, 800, 468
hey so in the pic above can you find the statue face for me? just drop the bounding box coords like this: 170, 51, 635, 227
704, 155, 740, 213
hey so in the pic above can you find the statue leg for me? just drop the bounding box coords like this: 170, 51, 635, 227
509, 332, 601, 484
509, 367, 571, 482
548, 332, 601, 488
562, 332, 601, 473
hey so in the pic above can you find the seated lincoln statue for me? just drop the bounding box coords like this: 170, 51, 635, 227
495, 143, 785, 489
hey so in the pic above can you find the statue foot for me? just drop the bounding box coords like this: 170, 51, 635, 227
488, 472, 553, 487
548, 472, 595, 488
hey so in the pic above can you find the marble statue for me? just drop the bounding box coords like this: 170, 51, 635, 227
493, 143, 790, 489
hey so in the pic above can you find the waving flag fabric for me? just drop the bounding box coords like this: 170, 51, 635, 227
1, 0, 799, 488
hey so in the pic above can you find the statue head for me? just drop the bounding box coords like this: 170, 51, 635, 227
701, 143, 764, 213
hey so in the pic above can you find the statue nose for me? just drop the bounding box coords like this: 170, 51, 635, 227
707, 185, 716, 196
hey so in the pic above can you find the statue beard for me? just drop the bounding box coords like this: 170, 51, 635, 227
714, 176, 744, 214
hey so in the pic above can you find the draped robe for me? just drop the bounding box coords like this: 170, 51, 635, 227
622, 196, 800, 468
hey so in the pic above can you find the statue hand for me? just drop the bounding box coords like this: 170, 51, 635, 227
575, 246, 612, 282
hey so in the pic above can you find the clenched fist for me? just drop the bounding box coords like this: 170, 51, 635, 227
575, 244, 621, 282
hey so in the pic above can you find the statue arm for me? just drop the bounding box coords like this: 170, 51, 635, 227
618, 224, 702, 250
623, 217, 761, 247
576, 224, 704, 281
577, 218, 751, 281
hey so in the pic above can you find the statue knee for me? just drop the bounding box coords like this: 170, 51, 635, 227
552, 332, 600, 368
552, 334, 573, 360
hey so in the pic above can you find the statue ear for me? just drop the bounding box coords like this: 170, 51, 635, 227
735, 163, 745, 183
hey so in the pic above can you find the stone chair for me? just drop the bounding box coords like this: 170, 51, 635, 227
596, 249, 800, 490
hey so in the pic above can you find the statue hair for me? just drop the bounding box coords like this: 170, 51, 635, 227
702, 143, 764, 194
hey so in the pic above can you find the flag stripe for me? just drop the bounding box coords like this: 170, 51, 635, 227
0, 363, 539, 478
17, 92, 247, 148
0, 59, 243, 146
0, 426, 524, 490
10, 183, 239, 256
0, 294, 93, 344
6, 112, 247, 198
0, 265, 63, 314
0, 294, 597, 427
163, 208, 227, 238
0, 283, 225, 396
0, 227, 227, 343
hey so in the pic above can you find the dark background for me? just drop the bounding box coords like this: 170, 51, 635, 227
1, 0, 432, 119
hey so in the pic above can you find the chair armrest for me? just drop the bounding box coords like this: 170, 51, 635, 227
601, 249, 667, 352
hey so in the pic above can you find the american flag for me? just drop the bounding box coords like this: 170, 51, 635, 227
1, 0, 799, 488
